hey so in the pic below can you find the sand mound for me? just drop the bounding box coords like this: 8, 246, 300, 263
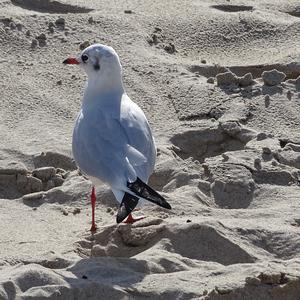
10, 0, 93, 14
207, 270, 300, 300
77, 219, 255, 266
170, 121, 253, 162
33, 151, 77, 171
0, 152, 77, 199
211, 4, 253, 13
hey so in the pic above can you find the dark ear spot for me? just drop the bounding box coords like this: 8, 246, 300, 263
94, 63, 100, 71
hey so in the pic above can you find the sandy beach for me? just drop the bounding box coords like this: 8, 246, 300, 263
0, 0, 300, 299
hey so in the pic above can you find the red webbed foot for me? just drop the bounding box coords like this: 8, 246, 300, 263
124, 213, 145, 224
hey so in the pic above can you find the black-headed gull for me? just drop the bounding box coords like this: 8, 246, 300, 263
63, 44, 171, 231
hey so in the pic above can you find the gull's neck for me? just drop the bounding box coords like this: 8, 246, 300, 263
83, 72, 124, 105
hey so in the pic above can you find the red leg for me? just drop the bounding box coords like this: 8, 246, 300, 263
90, 187, 97, 232
124, 213, 145, 224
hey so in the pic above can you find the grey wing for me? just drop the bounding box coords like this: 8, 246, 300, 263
120, 95, 156, 182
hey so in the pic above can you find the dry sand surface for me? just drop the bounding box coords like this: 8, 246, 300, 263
0, 0, 300, 299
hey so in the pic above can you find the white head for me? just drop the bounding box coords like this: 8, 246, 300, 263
63, 44, 123, 91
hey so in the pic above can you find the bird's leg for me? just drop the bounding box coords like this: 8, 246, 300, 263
124, 213, 145, 224
90, 186, 97, 232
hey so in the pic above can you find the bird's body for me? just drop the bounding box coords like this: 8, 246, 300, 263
72, 91, 156, 202
64, 43, 171, 227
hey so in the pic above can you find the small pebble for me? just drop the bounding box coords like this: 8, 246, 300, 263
22, 191, 45, 201
201, 59, 206, 64
257, 132, 267, 141
55, 17, 65, 29
10, 22, 16, 30
16, 23, 22, 31
216, 71, 238, 86
48, 22, 55, 33
28, 176, 43, 192
222, 153, 229, 161
56, 168, 65, 174
262, 69, 286, 86
62, 208, 69, 216
264, 94, 271, 107
207, 77, 214, 84
164, 43, 176, 54
149, 33, 158, 45
186, 219, 192, 223
79, 41, 90, 50
82, 275, 88, 279
56, 80, 62, 85
245, 276, 261, 286
36, 33, 47, 46
262, 147, 272, 155
52, 174, 64, 186
32, 167, 55, 181
1, 17, 12, 26
62, 171, 70, 179
31, 39, 38, 48
37, 33, 46, 40
287, 90, 293, 100
73, 207, 81, 215
254, 158, 261, 169
238, 73, 253, 87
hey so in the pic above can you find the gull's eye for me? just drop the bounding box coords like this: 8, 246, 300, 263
81, 54, 89, 63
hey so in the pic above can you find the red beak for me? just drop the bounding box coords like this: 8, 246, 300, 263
63, 57, 80, 65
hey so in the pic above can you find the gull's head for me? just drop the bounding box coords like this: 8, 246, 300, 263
63, 44, 122, 81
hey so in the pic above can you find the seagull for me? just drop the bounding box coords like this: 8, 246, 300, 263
63, 44, 171, 231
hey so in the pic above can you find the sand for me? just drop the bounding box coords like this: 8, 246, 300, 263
0, 0, 300, 299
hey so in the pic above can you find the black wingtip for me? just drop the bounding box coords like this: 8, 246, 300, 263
127, 178, 172, 210
159, 201, 171, 210
164, 202, 172, 210
116, 193, 139, 224
116, 204, 125, 223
